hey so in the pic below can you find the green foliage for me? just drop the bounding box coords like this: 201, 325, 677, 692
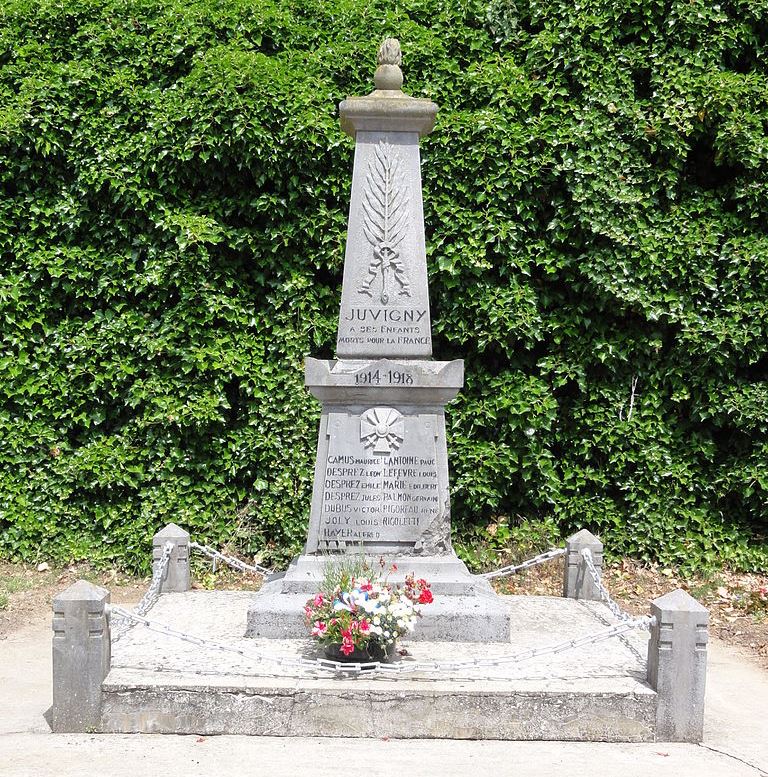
0, 0, 766, 573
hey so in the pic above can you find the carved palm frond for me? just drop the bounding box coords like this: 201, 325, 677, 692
362, 141, 410, 249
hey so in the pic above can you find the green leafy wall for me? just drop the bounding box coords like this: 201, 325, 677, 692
0, 0, 766, 571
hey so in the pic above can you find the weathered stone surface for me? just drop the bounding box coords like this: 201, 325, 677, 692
336, 132, 433, 359
52, 580, 111, 733
335, 38, 436, 360
647, 589, 708, 742
153, 523, 190, 594
304, 359, 462, 555
103, 591, 656, 740
563, 529, 604, 601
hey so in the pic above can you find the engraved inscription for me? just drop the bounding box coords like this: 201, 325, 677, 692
316, 413, 442, 546
359, 141, 410, 304
355, 369, 414, 386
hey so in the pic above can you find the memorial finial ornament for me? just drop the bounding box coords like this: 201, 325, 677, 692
377, 38, 402, 66
374, 37, 403, 91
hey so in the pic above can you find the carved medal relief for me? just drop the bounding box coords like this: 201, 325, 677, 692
358, 141, 411, 305
360, 407, 404, 454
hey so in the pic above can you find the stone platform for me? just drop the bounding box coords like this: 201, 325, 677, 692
102, 591, 657, 740
247, 554, 512, 642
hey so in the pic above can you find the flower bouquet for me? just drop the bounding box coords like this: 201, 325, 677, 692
305, 561, 433, 663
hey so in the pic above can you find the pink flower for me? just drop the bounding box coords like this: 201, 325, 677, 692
314, 593, 324, 606
311, 621, 327, 637
340, 637, 355, 656
358, 619, 370, 633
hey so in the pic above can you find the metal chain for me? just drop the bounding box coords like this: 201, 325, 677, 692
187, 541, 561, 582
108, 604, 653, 677
111, 541, 173, 642
480, 547, 566, 580
581, 548, 651, 630
189, 541, 272, 578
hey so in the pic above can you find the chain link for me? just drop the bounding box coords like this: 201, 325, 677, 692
111, 541, 174, 642
480, 547, 566, 580
580, 548, 652, 630
189, 541, 272, 577
109, 604, 653, 678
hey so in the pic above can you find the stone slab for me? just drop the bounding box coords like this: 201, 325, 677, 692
101, 591, 656, 740
277, 553, 497, 596
305, 357, 463, 404
246, 580, 512, 642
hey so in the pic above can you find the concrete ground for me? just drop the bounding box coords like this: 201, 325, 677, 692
1, 612, 766, 777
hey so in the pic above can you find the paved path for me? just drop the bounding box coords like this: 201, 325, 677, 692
0, 613, 766, 776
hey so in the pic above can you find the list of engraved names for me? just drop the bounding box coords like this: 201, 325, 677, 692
321, 453, 440, 542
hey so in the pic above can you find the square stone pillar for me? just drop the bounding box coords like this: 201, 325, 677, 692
563, 529, 603, 600
647, 588, 708, 742
153, 523, 190, 593
52, 580, 110, 733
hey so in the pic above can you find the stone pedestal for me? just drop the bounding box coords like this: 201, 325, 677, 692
303, 357, 462, 554
246, 38, 511, 642
52, 580, 111, 733
153, 522, 190, 593
647, 589, 709, 742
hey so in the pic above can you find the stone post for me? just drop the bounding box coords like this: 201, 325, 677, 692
647, 589, 708, 742
52, 580, 110, 733
153, 522, 190, 593
562, 529, 603, 600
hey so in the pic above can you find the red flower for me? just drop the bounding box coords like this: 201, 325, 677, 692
418, 589, 433, 605
358, 619, 370, 633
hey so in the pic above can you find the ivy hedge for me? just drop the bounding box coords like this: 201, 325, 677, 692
0, 0, 766, 572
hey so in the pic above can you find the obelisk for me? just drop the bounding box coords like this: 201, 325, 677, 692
247, 40, 511, 641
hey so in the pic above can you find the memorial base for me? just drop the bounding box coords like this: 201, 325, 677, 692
101, 591, 656, 741
245, 553, 512, 643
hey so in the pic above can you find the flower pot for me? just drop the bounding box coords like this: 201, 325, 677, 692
323, 641, 396, 664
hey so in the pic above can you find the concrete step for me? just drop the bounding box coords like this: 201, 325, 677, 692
102, 591, 657, 741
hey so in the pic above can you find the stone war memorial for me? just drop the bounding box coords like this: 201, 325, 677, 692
245, 37, 511, 644
51, 39, 710, 743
